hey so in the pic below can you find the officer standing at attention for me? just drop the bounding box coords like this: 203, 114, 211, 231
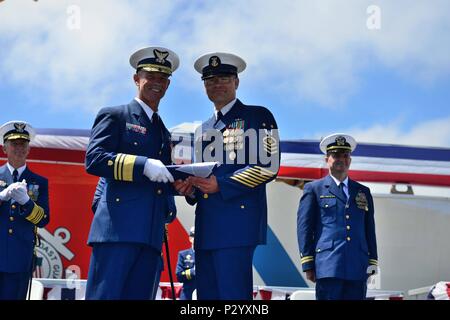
176, 226, 196, 300
85, 46, 178, 299
0, 121, 49, 300
180, 52, 280, 300
297, 133, 378, 300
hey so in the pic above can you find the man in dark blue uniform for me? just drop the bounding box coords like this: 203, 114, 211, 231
85, 46, 179, 299
297, 133, 378, 300
0, 121, 49, 300
176, 226, 196, 300
182, 52, 280, 300
90, 177, 176, 300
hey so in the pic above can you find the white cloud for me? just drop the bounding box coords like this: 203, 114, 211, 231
0, 0, 181, 112
345, 117, 450, 148
0, 0, 449, 111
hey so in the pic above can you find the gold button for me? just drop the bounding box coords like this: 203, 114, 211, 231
134, 142, 138, 146
346, 215, 350, 219
157, 189, 162, 195
8, 229, 13, 235
317, 248, 321, 253
203, 194, 209, 199
346, 225, 351, 230
108, 160, 113, 166
270, 124, 274, 128
262, 123, 266, 127
44, 215, 47, 218
168, 212, 173, 216
240, 205, 245, 209
325, 204, 329, 208
9, 216, 14, 222
347, 237, 351, 241
159, 151, 162, 155
11, 204, 16, 209
115, 198, 120, 202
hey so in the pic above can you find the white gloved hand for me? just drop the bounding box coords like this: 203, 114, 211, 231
0, 184, 14, 201
10, 179, 30, 205
144, 159, 174, 183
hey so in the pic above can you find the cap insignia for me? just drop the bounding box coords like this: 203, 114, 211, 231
335, 136, 346, 146
209, 56, 221, 67
153, 49, 169, 64
14, 123, 26, 133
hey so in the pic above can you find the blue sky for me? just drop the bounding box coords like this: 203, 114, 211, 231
1, 0, 449, 147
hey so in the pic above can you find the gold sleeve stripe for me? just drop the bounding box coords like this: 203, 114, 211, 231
240, 169, 267, 181
301, 259, 314, 265
26, 203, 45, 225
231, 174, 258, 187
114, 153, 125, 180
186, 269, 191, 280
235, 173, 262, 186
25, 204, 40, 223
369, 259, 378, 265
301, 256, 314, 264
246, 167, 268, 177
230, 175, 256, 188
113, 153, 136, 181
255, 166, 276, 176
244, 168, 273, 184
118, 154, 125, 180
122, 155, 137, 181
237, 172, 266, 184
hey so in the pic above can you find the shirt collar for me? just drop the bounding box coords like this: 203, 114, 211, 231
6, 163, 27, 179
330, 174, 348, 188
214, 98, 236, 121
134, 97, 156, 122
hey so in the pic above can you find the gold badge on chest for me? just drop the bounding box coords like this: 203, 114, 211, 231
355, 191, 369, 211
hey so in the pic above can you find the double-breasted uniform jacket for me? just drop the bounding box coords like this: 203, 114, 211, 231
0, 165, 49, 273
188, 99, 280, 250
91, 177, 176, 223
297, 175, 378, 280
176, 247, 196, 298
85, 99, 174, 251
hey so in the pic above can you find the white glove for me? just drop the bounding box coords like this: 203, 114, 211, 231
0, 184, 15, 201
144, 159, 174, 183
10, 180, 30, 205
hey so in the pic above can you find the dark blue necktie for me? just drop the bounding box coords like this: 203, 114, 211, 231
339, 183, 347, 201
13, 169, 18, 183
152, 112, 159, 125
214, 111, 223, 126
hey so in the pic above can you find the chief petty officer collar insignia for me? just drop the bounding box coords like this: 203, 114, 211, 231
154, 49, 169, 64
209, 56, 221, 67
14, 122, 26, 132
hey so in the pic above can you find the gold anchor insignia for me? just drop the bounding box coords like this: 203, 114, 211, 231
210, 56, 220, 67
